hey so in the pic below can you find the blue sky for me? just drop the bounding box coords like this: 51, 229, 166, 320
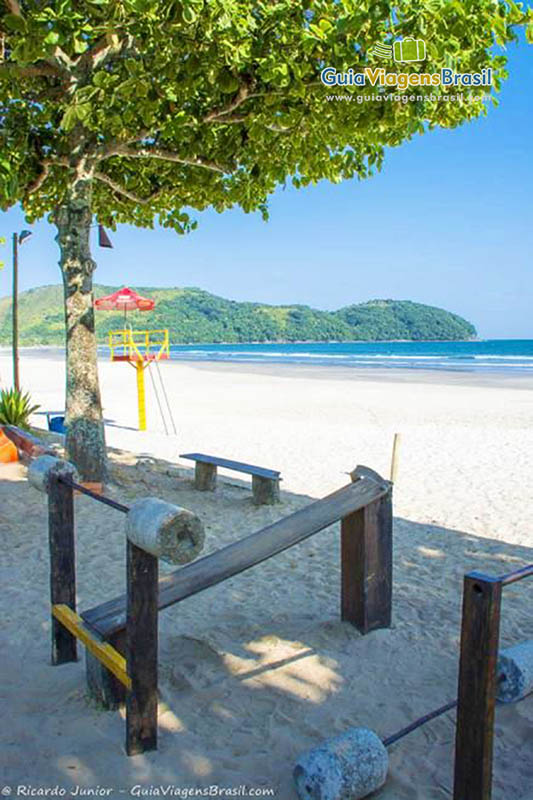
1, 36, 531, 339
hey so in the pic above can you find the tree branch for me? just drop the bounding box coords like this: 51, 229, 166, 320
100, 144, 227, 173
77, 34, 136, 71
78, 36, 112, 68
3, 0, 21, 15
25, 161, 51, 195
47, 46, 75, 72
94, 171, 163, 205
203, 83, 254, 122
25, 156, 69, 196
198, 84, 297, 126
126, 130, 152, 144
265, 123, 293, 132
0, 62, 65, 80
202, 115, 248, 126
201, 116, 293, 132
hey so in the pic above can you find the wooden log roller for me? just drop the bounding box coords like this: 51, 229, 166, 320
29, 453, 79, 493
497, 641, 533, 703
126, 496, 205, 564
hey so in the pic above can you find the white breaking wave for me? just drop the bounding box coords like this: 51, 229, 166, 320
161, 342, 533, 374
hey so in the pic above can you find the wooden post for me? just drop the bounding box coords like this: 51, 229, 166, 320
453, 573, 503, 800
252, 475, 280, 505
126, 540, 158, 755
85, 630, 127, 710
390, 433, 401, 483
195, 461, 217, 491
341, 485, 393, 634
48, 474, 77, 665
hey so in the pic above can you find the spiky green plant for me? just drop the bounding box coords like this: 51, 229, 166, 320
0, 388, 40, 430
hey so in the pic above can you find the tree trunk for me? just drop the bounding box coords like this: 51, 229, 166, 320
55, 177, 108, 483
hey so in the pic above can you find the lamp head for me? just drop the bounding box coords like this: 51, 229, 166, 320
18, 230, 32, 245
98, 225, 113, 249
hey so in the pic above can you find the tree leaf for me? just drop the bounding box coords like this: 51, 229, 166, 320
44, 31, 60, 45
3, 13, 26, 32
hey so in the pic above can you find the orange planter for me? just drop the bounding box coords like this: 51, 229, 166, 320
0, 429, 19, 463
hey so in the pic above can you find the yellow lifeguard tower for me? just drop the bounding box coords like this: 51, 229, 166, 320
108, 329, 169, 431
95, 288, 171, 432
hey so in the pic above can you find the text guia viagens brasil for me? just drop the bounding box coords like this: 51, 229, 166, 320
321, 67, 493, 89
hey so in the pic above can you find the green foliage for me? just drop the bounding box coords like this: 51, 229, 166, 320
0, 284, 476, 344
0, 387, 40, 429
0, 1, 531, 226
336, 299, 476, 341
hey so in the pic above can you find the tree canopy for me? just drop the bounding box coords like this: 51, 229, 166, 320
1, 0, 532, 228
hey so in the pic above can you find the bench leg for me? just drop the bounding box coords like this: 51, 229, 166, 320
252, 475, 280, 505
85, 629, 127, 710
195, 462, 217, 491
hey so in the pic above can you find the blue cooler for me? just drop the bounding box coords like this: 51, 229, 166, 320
46, 413, 67, 434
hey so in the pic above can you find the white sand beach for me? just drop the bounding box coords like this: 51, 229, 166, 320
1, 351, 532, 799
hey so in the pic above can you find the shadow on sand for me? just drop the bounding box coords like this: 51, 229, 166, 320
0, 445, 532, 799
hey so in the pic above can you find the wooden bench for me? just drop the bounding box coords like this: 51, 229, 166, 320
180, 452, 281, 505
81, 468, 393, 709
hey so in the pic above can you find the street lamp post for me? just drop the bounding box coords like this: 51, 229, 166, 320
12, 229, 32, 391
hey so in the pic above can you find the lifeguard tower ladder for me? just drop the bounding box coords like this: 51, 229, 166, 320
109, 329, 170, 432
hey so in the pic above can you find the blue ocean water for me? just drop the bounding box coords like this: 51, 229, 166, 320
163, 340, 533, 374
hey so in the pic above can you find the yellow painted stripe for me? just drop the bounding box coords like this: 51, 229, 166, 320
52, 605, 131, 689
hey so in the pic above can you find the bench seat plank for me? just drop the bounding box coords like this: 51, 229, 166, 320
82, 478, 388, 640
180, 452, 281, 481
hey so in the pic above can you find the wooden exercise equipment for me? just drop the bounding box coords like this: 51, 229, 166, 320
30, 454, 393, 754
81, 465, 392, 687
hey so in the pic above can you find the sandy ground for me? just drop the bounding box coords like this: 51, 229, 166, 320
1, 351, 532, 799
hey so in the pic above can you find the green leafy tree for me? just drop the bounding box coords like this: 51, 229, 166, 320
0, 0, 531, 480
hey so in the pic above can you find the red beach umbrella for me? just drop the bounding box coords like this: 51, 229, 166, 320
94, 287, 155, 321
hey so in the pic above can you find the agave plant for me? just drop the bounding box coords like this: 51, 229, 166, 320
0, 387, 40, 430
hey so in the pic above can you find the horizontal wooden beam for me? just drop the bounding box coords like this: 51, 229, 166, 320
180, 452, 281, 480
82, 476, 390, 639
52, 605, 131, 689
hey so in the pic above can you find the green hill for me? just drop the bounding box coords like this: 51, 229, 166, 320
0, 285, 476, 345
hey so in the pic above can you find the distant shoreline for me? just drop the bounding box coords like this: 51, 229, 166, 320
9, 345, 533, 390
0, 337, 485, 350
